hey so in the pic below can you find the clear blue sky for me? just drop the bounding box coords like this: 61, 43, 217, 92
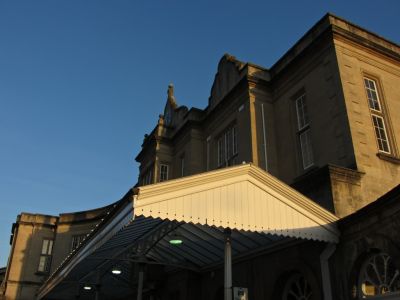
0, 1, 399, 266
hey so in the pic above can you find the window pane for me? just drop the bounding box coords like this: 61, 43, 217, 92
160, 164, 168, 182
41, 240, 48, 254
38, 256, 46, 272
300, 130, 314, 169
364, 78, 371, 89
364, 78, 381, 111
72, 237, 78, 250
48, 240, 53, 255
218, 137, 225, 166
38, 255, 51, 273
71, 235, 86, 251
296, 95, 309, 130
372, 115, 390, 153
44, 256, 50, 272
232, 127, 238, 155
217, 126, 238, 168
142, 168, 153, 185
181, 156, 185, 177
225, 131, 231, 160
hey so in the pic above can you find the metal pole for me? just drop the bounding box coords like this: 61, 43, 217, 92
137, 263, 144, 300
261, 103, 268, 172
224, 228, 232, 300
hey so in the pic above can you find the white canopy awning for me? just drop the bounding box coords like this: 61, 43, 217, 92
134, 164, 339, 243
38, 164, 339, 299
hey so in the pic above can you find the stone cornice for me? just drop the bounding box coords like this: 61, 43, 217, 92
328, 164, 364, 185
270, 13, 400, 78
332, 26, 400, 62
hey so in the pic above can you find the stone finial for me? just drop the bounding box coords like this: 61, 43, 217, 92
167, 83, 177, 108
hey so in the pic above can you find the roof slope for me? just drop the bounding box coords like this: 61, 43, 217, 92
134, 164, 339, 242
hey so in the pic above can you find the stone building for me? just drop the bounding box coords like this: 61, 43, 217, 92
1, 207, 112, 299
136, 14, 400, 218
2, 13, 400, 300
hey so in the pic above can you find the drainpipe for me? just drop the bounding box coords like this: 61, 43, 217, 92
261, 103, 268, 172
320, 243, 336, 300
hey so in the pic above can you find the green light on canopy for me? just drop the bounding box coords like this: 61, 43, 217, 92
169, 232, 183, 245
169, 238, 183, 245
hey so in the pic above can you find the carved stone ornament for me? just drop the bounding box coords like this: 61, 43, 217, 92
163, 83, 178, 126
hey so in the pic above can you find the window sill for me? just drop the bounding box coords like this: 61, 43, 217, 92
292, 165, 319, 183
377, 153, 400, 165
35, 271, 49, 276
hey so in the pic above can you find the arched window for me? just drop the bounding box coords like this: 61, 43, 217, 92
282, 273, 313, 300
358, 253, 400, 299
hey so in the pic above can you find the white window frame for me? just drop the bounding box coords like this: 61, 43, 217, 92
38, 239, 53, 273
295, 94, 314, 169
364, 77, 392, 155
295, 94, 309, 131
371, 114, 391, 154
364, 78, 382, 112
299, 130, 314, 169
159, 164, 169, 182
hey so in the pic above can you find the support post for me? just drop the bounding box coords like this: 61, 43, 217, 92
95, 270, 101, 300
75, 282, 80, 299
224, 228, 232, 300
95, 287, 100, 300
137, 263, 144, 300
